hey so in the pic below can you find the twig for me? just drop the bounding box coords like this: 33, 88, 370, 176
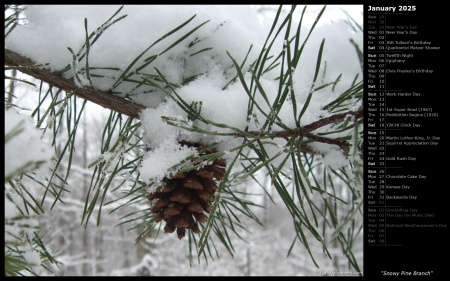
235, 106, 363, 153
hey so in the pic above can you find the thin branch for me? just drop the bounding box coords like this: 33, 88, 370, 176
302, 105, 363, 132
4, 49, 145, 119
234, 106, 363, 152
302, 131, 350, 152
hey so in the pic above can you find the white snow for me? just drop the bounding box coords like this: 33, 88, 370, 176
139, 137, 199, 188
4, 109, 53, 179
322, 148, 348, 169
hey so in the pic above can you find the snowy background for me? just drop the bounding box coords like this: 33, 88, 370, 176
5, 5, 363, 276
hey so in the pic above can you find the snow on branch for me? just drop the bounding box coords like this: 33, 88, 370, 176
5, 49, 145, 119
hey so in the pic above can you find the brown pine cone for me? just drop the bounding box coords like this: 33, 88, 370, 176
146, 141, 226, 239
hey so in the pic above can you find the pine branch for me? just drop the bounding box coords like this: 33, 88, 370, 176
4, 49, 145, 119
5, 48, 362, 153
232, 106, 363, 153
302, 105, 363, 132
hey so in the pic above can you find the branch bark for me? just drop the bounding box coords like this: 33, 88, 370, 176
4, 49, 145, 119
235, 106, 363, 153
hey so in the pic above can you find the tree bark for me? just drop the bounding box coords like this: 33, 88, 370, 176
4, 49, 145, 119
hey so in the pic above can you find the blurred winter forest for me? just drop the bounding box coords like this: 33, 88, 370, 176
5, 4, 363, 276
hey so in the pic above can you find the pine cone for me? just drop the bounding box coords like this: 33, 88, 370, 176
147, 141, 226, 239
